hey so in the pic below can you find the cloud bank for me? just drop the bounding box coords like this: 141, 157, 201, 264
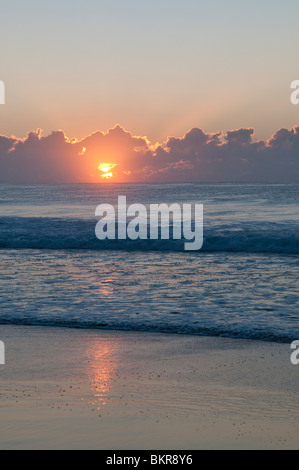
0, 124, 298, 183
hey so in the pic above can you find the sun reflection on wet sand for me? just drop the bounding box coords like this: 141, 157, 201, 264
86, 336, 119, 411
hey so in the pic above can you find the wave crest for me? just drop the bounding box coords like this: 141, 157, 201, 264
0, 217, 298, 254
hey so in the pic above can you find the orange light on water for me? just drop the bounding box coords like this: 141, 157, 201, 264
86, 336, 119, 411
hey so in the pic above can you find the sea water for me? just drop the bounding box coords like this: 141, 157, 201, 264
0, 183, 298, 342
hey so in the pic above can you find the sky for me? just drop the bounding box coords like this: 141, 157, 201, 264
0, 0, 299, 182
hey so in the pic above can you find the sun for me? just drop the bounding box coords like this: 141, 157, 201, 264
101, 172, 113, 179
98, 163, 117, 179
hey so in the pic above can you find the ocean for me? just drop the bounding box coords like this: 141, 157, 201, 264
0, 183, 298, 343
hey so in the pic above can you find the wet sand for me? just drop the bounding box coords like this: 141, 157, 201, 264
0, 325, 298, 449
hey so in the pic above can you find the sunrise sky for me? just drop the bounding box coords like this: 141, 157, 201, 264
0, 0, 299, 183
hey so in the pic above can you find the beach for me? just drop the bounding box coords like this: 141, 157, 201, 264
0, 325, 298, 450
1, 0, 299, 453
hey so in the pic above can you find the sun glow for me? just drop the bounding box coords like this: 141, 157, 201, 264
98, 162, 117, 179
86, 333, 120, 411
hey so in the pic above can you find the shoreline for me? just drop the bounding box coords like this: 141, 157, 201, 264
0, 324, 298, 449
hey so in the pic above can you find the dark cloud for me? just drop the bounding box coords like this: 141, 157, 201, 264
0, 124, 298, 183
225, 128, 254, 145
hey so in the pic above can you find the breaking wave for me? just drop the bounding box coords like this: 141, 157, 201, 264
0, 217, 298, 254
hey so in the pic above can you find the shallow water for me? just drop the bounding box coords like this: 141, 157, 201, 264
0, 183, 298, 342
